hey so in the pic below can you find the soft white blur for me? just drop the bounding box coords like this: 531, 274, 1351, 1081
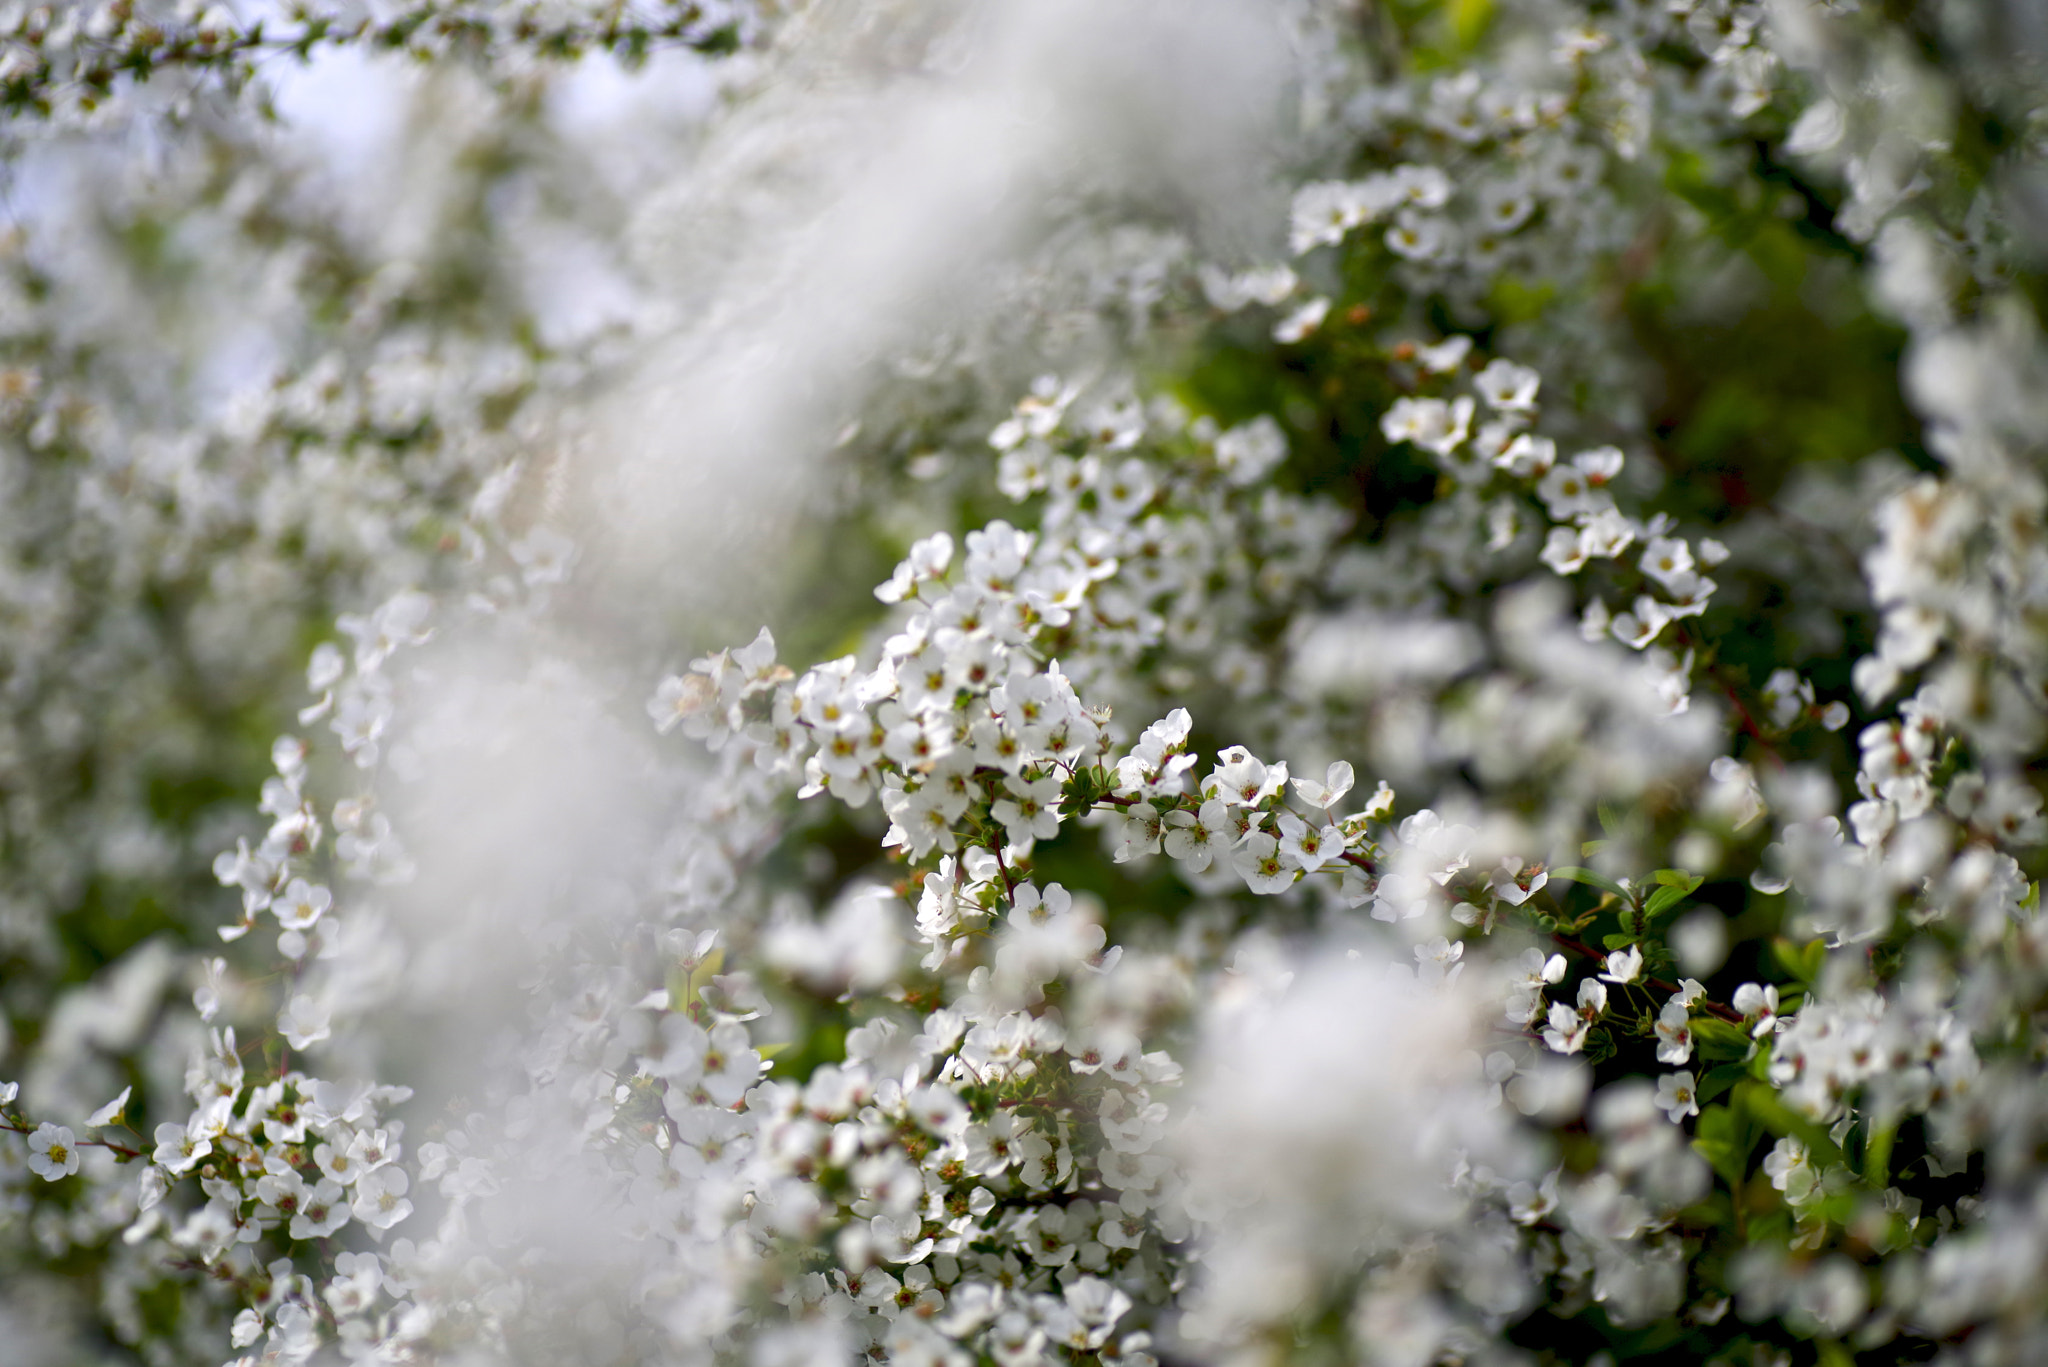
333, 1, 1313, 1357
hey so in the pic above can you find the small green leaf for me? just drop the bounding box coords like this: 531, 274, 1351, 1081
1643, 882, 1694, 921
1697, 1062, 1748, 1106
1770, 936, 1826, 985
1734, 1080, 1844, 1165
1691, 1137, 1741, 1185
1693, 1018, 1754, 1062
1691, 1102, 1753, 1186
1653, 868, 1704, 890
1447, 0, 1493, 50
1552, 866, 1630, 900
1863, 1122, 1896, 1188
1597, 802, 1626, 837
1602, 932, 1636, 951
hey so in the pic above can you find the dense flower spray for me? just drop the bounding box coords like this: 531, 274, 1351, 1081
3, 1, 2048, 1366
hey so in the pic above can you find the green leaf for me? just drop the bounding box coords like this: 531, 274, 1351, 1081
1693, 1017, 1754, 1062
1863, 1122, 1896, 1188
1551, 866, 1630, 900
1697, 1062, 1748, 1106
1770, 936, 1826, 985
1596, 802, 1626, 837
1734, 1080, 1844, 1165
1691, 1137, 1742, 1186
1691, 1102, 1754, 1187
1653, 868, 1704, 890
1602, 932, 1637, 951
1447, 0, 1493, 50
1642, 884, 1687, 920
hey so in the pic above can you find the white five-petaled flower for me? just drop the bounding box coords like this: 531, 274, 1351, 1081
153, 1120, 211, 1175
27, 1123, 79, 1180
1162, 800, 1234, 872
1655, 998, 1694, 1065
1232, 833, 1296, 894
992, 774, 1063, 847
1542, 1001, 1589, 1054
1654, 1071, 1700, 1123
1474, 357, 1541, 412
274, 877, 332, 931
1600, 945, 1644, 984
1207, 746, 1288, 807
1275, 810, 1343, 873
1114, 806, 1165, 863
351, 1166, 412, 1231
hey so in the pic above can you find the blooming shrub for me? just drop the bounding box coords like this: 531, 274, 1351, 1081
2, 1, 2047, 1366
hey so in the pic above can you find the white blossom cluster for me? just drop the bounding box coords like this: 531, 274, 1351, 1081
3, 2, 2048, 1367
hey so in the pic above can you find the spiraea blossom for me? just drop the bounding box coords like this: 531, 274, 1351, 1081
3, 1, 2048, 1366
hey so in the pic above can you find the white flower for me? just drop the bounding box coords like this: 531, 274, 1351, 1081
1474, 358, 1541, 412
1489, 859, 1549, 906
1273, 296, 1330, 344
1654, 1071, 1700, 1123
1733, 982, 1781, 1037
875, 532, 955, 604
1290, 761, 1355, 809
1206, 746, 1287, 807
1495, 432, 1556, 477
294, 1177, 353, 1239
1610, 595, 1671, 651
274, 877, 331, 931
701, 1022, 764, 1106
1640, 536, 1696, 590
1380, 395, 1474, 456
1763, 1137, 1816, 1204
1600, 945, 1644, 984
1114, 805, 1166, 863
1654, 999, 1694, 1065
278, 993, 332, 1051
27, 1124, 79, 1180
1506, 948, 1568, 1024
992, 774, 1063, 846
1415, 335, 1472, 373
1162, 800, 1234, 872
1536, 462, 1602, 520
87, 1086, 132, 1129
1232, 833, 1296, 894
154, 1121, 211, 1175
351, 1166, 412, 1231
1542, 1000, 1589, 1054
1274, 810, 1343, 873
1359, 781, 1396, 820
